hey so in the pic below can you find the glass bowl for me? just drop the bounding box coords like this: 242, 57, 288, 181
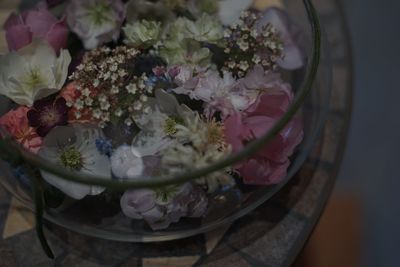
0, 0, 331, 243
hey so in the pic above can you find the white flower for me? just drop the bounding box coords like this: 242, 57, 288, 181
173, 69, 255, 118
126, 83, 138, 94
123, 20, 162, 49
132, 90, 195, 156
184, 14, 224, 44
66, 0, 126, 49
38, 124, 112, 200
110, 145, 144, 179
0, 40, 71, 106
161, 114, 234, 193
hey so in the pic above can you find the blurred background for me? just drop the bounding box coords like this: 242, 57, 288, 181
295, 0, 400, 266
0, 0, 399, 266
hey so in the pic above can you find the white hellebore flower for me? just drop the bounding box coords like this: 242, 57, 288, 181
123, 20, 162, 49
184, 14, 224, 44
38, 124, 112, 200
0, 40, 71, 106
132, 89, 195, 156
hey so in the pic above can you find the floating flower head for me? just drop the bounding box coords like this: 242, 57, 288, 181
132, 89, 195, 156
224, 80, 303, 185
123, 20, 162, 49
66, 0, 126, 49
69, 46, 152, 127
0, 40, 71, 106
162, 112, 234, 193
0, 107, 42, 153
121, 183, 208, 230
159, 39, 212, 66
110, 145, 144, 180
222, 11, 285, 77
183, 14, 224, 44
173, 67, 276, 118
38, 124, 111, 199
27, 96, 69, 137
157, 15, 222, 66
3, 3, 69, 53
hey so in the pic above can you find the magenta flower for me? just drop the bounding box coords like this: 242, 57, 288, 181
66, 0, 126, 49
224, 82, 303, 185
3, 3, 68, 53
27, 96, 69, 137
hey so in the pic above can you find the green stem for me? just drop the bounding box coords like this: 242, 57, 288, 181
30, 167, 54, 259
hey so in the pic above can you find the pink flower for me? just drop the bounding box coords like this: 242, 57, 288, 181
0, 107, 43, 153
224, 82, 303, 185
3, 3, 69, 53
173, 65, 289, 119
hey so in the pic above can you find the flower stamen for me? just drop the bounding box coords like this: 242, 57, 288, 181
60, 146, 84, 170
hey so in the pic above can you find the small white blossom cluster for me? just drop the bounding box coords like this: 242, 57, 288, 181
70, 46, 154, 127
162, 114, 234, 193
223, 11, 284, 77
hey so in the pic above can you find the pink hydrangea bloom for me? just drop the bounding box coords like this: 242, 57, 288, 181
224, 81, 303, 185
3, 3, 68, 53
0, 107, 43, 153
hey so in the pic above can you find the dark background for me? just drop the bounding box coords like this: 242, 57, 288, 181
336, 0, 400, 266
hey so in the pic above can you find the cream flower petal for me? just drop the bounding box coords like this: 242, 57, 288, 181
38, 124, 111, 200
0, 40, 71, 106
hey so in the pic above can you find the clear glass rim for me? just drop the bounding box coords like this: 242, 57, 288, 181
0, 0, 322, 190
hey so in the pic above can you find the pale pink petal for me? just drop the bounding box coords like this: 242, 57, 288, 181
244, 116, 275, 138
246, 90, 293, 118
5, 25, 33, 51
46, 19, 69, 52
23, 9, 57, 38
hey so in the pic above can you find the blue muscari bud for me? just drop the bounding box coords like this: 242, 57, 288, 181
95, 138, 114, 157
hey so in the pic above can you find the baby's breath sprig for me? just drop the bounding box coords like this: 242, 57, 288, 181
223, 11, 285, 78
69, 46, 154, 128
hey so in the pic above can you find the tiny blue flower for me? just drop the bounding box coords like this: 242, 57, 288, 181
145, 75, 159, 88
95, 138, 113, 157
